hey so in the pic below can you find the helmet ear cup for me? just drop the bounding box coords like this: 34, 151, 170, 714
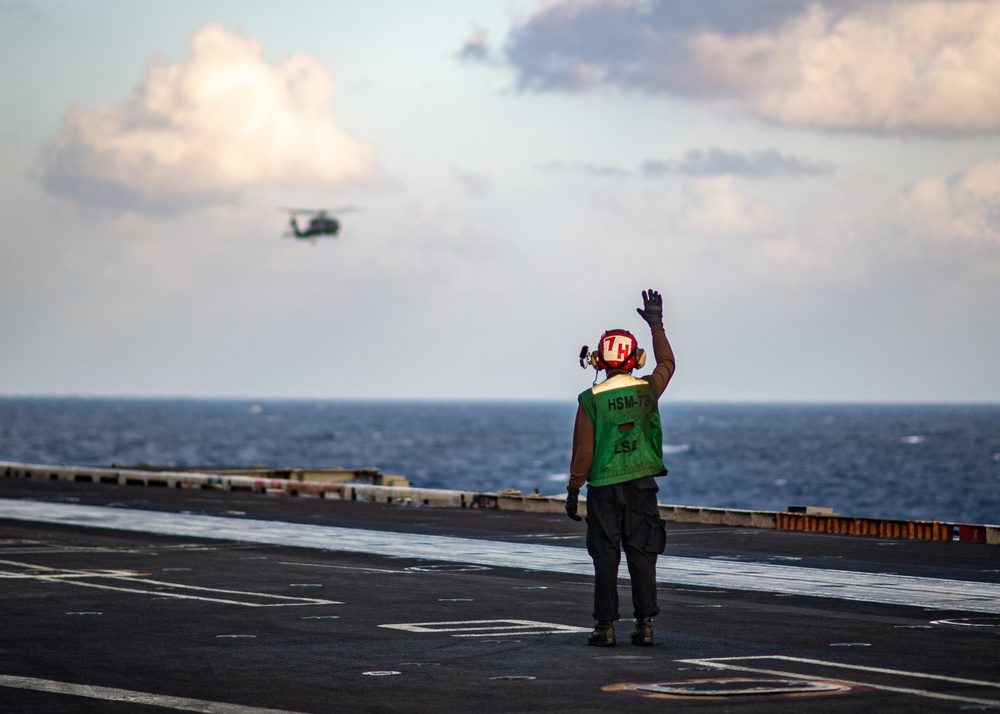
589, 351, 602, 369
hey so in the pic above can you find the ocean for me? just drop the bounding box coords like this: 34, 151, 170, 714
1, 398, 997, 525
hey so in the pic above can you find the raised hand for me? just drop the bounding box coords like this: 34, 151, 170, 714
636, 289, 662, 326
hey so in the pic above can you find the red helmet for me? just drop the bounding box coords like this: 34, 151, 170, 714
595, 329, 645, 371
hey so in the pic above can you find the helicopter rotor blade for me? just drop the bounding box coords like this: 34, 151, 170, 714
326, 206, 363, 214
279, 206, 363, 216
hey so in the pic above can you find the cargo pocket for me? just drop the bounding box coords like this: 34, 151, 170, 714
625, 509, 666, 554
629, 477, 664, 553
645, 515, 667, 554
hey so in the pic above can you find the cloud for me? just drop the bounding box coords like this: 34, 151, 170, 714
676, 175, 783, 236
538, 149, 829, 179
642, 148, 833, 178
537, 160, 629, 177
40, 24, 383, 213
452, 168, 493, 196
899, 157, 1000, 242
457, 28, 491, 63
503, 0, 1000, 134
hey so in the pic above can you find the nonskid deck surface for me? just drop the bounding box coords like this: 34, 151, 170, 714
1, 479, 998, 713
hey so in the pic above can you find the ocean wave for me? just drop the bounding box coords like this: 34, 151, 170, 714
2, 399, 998, 524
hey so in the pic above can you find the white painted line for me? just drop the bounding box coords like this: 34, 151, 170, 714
2, 499, 1000, 614
675, 656, 1000, 707
634, 678, 849, 696
931, 617, 1000, 627
33, 579, 341, 607
0, 674, 316, 713
679, 656, 1000, 689
379, 619, 590, 637
0, 558, 341, 607
276, 561, 411, 574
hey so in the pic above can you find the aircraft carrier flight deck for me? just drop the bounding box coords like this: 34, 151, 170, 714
1, 476, 998, 713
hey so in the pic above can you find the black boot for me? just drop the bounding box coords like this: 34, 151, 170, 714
587, 620, 615, 647
631, 617, 653, 646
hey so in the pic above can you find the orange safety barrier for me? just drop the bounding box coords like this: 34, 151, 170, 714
776, 512, 953, 541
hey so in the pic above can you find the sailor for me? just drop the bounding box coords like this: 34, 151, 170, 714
565, 289, 676, 646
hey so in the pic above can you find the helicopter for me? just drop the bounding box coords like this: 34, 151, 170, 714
282, 207, 359, 242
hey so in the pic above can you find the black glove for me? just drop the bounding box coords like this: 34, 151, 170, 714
565, 489, 583, 521
636, 289, 663, 326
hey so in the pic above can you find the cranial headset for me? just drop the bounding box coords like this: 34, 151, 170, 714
579, 329, 646, 372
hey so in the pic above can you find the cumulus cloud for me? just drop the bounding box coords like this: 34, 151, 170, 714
40, 24, 383, 213
899, 157, 1000, 241
503, 0, 1000, 134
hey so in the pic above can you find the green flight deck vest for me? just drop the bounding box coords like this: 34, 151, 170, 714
578, 374, 667, 488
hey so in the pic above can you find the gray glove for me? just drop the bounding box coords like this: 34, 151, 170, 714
636, 289, 663, 325
565, 489, 583, 521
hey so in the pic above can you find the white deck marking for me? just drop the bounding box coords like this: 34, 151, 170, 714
380, 619, 590, 636
675, 656, 1000, 706
0, 558, 341, 607
0, 674, 315, 713
2, 499, 999, 614
276, 560, 411, 574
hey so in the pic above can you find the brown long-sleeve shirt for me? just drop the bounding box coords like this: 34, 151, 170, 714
568, 323, 675, 492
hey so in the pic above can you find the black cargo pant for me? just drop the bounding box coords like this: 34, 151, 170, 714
585, 475, 666, 622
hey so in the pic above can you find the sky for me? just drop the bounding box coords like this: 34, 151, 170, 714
1, 0, 999, 402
